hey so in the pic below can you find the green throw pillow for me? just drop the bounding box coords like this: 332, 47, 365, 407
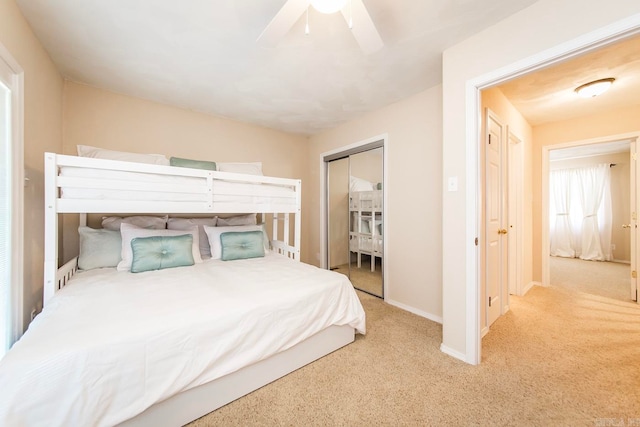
170, 156, 216, 171
78, 226, 122, 270
220, 231, 265, 261
130, 234, 195, 273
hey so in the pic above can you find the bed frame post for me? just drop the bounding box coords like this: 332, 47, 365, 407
295, 179, 301, 261
272, 214, 279, 246
43, 153, 58, 306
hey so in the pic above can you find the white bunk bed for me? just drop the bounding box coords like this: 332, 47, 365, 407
349, 190, 383, 272
0, 153, 366, 427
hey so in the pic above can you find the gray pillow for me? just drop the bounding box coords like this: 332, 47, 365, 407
102, 215, 168, 231
78, 226, 122, 270
167, 217, 217, 258
216, 213, 257, 226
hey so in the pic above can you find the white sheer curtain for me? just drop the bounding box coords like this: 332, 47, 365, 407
549, 169, 575, 257
549, 164, 612, 261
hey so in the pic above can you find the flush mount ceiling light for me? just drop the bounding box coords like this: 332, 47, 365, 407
575, 78, 615, 98
310, 0, 346, 14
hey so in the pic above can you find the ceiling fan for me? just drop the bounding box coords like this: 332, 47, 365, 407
257, 0, 383, 55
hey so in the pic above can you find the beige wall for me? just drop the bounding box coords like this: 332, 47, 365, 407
531, 105, 640, 279
0, 0, 64, 329
442, 0, 640, 360
550, 152, 630, 262
308, 86, 443, 320
480, 87, 534, 330
62, 81, 309, 262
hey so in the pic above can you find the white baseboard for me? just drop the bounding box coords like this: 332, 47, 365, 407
522, 281, 540, 294
386, 298, 442, 324
481, 326, 489, 337
613, 259, 631, 264
439, 343, 467, 362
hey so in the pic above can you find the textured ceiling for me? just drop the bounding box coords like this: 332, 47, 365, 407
17, 0, 539, 135
498, 34, 640, 126
549, 140, 631, 161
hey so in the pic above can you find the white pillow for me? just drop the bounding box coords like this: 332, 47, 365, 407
77, 145, 169, 166
102, 215, 168, 231
216, 213, 257, 226
350, 176, 374, 192
117, 223, 202, 271
204, 224, 268, 260
167, 217, 217, 258
217, 162, 263, 176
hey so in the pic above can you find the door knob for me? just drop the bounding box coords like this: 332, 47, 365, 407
498, 229, 508, 235
622, 224, 631, 229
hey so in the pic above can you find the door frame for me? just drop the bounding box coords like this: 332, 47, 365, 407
541, 132, 640, 287
456, 17, 640, 365
319, 133, 389, 299
0, 41, 25, 347
507, 128, 524, 297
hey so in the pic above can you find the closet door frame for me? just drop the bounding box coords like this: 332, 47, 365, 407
320, 134, 388, 300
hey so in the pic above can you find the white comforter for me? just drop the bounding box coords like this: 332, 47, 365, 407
0, 254, 365, 426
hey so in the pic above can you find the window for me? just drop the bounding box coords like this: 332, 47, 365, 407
0, 45, 24, 359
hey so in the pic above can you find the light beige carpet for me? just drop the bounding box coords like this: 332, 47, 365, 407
333, 258, 383, 297
189, 287, 640, 426
550, 256, 632, 302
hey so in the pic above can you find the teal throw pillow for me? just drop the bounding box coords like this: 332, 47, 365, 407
220, 231, 265, 261
78, 226, 122, 270
170, 156, 216, 171
130, 234, 195, 273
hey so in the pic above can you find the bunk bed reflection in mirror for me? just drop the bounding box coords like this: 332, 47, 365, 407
327, 146, 383, 298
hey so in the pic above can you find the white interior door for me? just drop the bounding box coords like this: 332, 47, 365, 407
486, 109, 507, 327
631, 141, 638, 302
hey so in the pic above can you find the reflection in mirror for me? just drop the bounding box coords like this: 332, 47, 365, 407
327, 146, 383, 298
328, 158, 350, 278
348, 148, 383, 297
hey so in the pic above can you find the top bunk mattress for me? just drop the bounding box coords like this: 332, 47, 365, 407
0, 253, 365, 427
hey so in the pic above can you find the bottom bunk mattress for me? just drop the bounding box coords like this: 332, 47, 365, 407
0, 253, 366, 427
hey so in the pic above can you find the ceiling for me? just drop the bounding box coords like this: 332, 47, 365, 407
16, 0, 540, 135
549, 139, 632, 161
497, 34, 640, 126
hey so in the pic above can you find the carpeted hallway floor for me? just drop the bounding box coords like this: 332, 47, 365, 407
550, 256, 632, 302
190, 286, 640, 426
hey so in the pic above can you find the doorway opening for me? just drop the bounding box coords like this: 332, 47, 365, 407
543, 136, 639, 303
462, 23, 638, 364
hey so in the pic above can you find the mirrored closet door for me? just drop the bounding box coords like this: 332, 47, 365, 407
326, 143, 383, 298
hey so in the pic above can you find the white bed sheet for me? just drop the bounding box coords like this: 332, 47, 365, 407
59, 166, 297, 206
0, 254, 365, 427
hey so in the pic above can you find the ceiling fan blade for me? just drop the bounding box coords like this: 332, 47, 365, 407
257, 0, 311, 46
341, 0, 383, 55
